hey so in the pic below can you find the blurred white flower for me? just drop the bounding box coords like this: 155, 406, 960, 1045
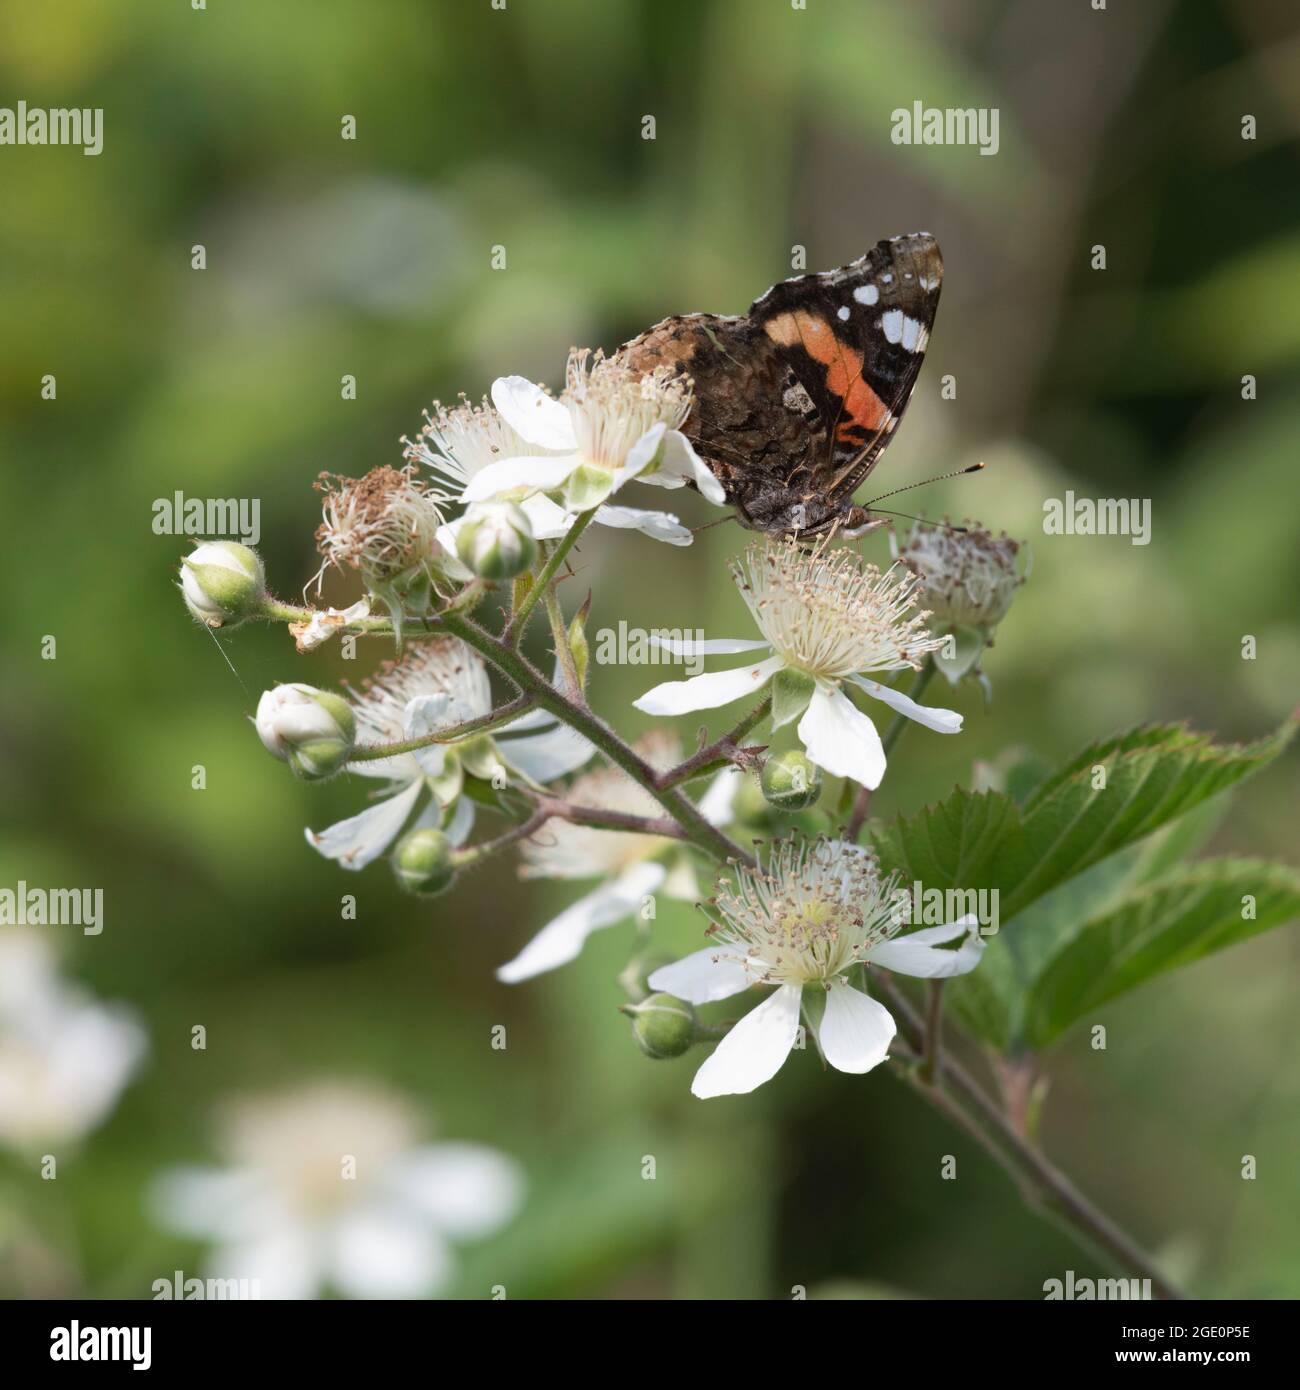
151, 1081, 522, 1299
409, 393, 697, 547
649, 840, 984, 1099
497, 734, 705, 983
306, 637, 593, 869
0, 932, 146, 1152
633, 538, 962, 791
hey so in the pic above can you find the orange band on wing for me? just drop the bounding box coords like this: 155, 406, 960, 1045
764, 309, 890, 441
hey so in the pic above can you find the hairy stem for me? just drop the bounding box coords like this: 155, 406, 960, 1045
348, 694, 534, 762
658, 696, 771, 789
506, 511, 593, 645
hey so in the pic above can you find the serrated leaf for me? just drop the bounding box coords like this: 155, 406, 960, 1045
1022, 859, 1300, 1048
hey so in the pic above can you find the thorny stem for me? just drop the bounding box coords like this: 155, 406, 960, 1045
848, 658, 936, 839
505, 511, 594, 645
657, 696, 771, 790
348, 694, 535, 762
261, 569, 1176, 1298
876, 975, 1185, 1300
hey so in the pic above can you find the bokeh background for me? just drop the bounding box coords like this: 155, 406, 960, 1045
1, 0, 1298, 1298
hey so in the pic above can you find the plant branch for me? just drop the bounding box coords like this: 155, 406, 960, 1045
505, 511, 593, 645
658, 696, 771, 790
348, 694, 535, 762
876, 974, 1185, 1300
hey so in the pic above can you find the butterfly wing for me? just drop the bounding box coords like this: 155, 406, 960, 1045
747, 232, 942, 500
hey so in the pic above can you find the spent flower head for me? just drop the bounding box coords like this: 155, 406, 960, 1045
893, 519, 1024, 637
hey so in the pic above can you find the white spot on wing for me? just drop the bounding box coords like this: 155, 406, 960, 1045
880, 309, 904, 344
837, 306, 851, 321
853, 284, 879, 306
900, 315, 925, 352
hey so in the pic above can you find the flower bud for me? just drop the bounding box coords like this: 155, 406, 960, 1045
622, 992, 698, 1060
255, 684, 355, 781
456, 502, 537, 581
893, 521, 1024, 638
392, 828, 457, 897
760, 749, 823, 811
180, 541, 266, 629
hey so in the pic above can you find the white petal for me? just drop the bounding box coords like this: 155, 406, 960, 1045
403, 695, 453, 777
697, 765, 744, 827
330, 1206, 449, 1299
849, 675, 963, 734
386, 1143, 524, 1238
593, 504, 692, 546
652, 430, 727, 504
460, 454, 579, 503
441, 794, 476, 847
648, 944, 754, 1004
521, 493, 577, 539
496, 862, 667, 983
691, 983, 802, 1098
797, 684, 886, 790
491, 375, 575, 450
633, 655, 784, 716
496, 716, 594, 783
817, 981, 896, 1074
648, 634, 771, 657
149, 1166, 270, 1242
867, 915, 986, 978
210, 1227, 320, 1301
304, 778, 423, 870
625, 421, 668, 476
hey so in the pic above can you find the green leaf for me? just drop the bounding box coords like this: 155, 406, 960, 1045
1022, 859, 1300, 1048
871, 715, 1296, 927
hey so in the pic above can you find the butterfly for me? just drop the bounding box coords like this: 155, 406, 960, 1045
616, 232, 943, 538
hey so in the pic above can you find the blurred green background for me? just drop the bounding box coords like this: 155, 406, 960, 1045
1, 0, 1298, 1298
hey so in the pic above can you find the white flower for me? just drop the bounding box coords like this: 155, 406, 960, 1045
150, 1081, 522, 1299
0, 932, 146, 1151
180, 540, 265, 629
306, 638, 594, 869
457, 351, 724, 514
408, 392, 700, 548
648, 840, 985, 1099
633, 539, 962, 791
256, 684, 356, 781
497, 734, 698, 983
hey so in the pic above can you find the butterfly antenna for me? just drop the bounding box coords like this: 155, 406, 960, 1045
864, 460, 985, 508
869, 508, 968, 533
689, 514, 739, 536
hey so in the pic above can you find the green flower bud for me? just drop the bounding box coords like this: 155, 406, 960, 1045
392, 828, 457, 897
180, 541, 266, 629
760, 749, 823, 811
255, 684, 355, 781
622, 992, 698, 1060
456, 502, 537, 581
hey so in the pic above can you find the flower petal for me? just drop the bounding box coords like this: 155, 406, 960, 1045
647, 634, 772, 657
867, 915, 986, 978
849, 675, 963, 734
648, 944, 755, 1004
491, 375, 575, 450
304, 778, 423, 870
696, 765, 744, 827
691, 983, 802, 1098
633, 655, 784, 716
496, 862, 667, 983
385, 1143, 524, 1239
495, 714, 594, 783
593, 504, 692, 546
625, 421, 668, 476
797, 684, 886, 790
521, 493, 577, 539
649, 430, 727, 504
330, 1206, 449, 1299
441, 794, 476, 847
460, 454, 579, 503
817, 981, 897, 1074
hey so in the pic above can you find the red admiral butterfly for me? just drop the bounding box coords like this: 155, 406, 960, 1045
617, 232, 943, 538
